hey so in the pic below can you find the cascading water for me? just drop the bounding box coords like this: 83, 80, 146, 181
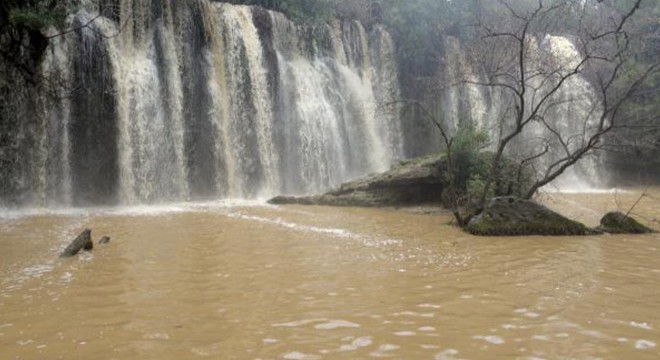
0, 0, 404, 208
414, 35, 604, 191
2, 0, 608, 208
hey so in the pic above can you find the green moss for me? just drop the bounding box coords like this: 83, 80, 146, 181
465, 197, 591, 236
599, 212, 656, 234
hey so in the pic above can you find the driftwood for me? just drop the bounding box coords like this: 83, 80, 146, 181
60, 229, 93, 257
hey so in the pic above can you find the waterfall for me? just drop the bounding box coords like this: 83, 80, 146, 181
0, 0, 404, 208
417, 35, 604, 191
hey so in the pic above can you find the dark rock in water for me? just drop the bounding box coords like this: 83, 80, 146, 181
269, 195, 324, 205
597, 212, 656, 234
60, 229, 94, 257
98, 236, 111, 244
466, 197, 591, 236
268, 154, 446, 207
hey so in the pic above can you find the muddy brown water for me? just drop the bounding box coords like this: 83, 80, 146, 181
1, 191, 659, 359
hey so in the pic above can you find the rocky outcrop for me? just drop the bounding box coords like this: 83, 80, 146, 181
60, 229, 94, 257
466, 197, 591, 236
269, 154, 446, 207
597, 212, 657, 234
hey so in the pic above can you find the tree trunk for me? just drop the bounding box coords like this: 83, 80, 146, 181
60, 229, 93, 257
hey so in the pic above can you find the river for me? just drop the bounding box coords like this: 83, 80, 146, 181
1, 190, 659, 359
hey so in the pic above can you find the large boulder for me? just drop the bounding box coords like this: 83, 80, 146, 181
466, 197, 591, 236
269, 154, 446, 207
597, 211, 657, 234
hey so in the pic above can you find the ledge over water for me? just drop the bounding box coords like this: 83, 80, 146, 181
269, 154, 446, 207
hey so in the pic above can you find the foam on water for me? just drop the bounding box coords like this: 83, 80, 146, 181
321, 336, 373, 354
474, 335, 505, 345
630, 321, 653, 330
227, 212, 354, 239
272, 319, 327, 328
314, 320, 361, 330
282, 352, 320, 360
225, 210, 404, 248
433, 349, 460, 360
635, 339, 657, 349
540, 171, 626, 194
0, 199, 270, 221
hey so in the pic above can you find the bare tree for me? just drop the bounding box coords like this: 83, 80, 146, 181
461, 0, 660, 204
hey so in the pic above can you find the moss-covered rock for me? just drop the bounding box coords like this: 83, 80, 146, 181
466, 197, 591, 236
597, 212, 657, 234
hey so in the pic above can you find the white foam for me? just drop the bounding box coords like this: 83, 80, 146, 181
272, 318, 326, 328
0, 207, 89, 220
532, 335, 550, 341
541, 184, 626, 194
60, 272, 74, 283
0, 199, 269, 220
434, 349, 460, 360
143, 332, 170, 340
22, 264, 54, 279
630, 321, 653, 330
635, 340, 656, 349
417, 303, 442, 309
338, 337, 373, 351
394, 331, 416, 337
228, 212, 355, 238
580, 330, 606, 339
283, 352, 321, 360
474, 335, 505, 345
393, 311, 434, 318
227, 211, 403, 248
514, 308, 541, 318
378, 344, 400, 352
314, 320, 360, 330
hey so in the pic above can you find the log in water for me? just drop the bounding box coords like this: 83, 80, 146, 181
59, 229, 93, 257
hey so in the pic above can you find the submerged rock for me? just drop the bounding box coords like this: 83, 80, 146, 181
466, 197, 591, 236
60, 229, 94, 257
98, 236, 111, 244
269, 154, 446, 207
597, 212, 656, 234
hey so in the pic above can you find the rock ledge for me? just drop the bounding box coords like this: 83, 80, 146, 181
269, 154, 446, 207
